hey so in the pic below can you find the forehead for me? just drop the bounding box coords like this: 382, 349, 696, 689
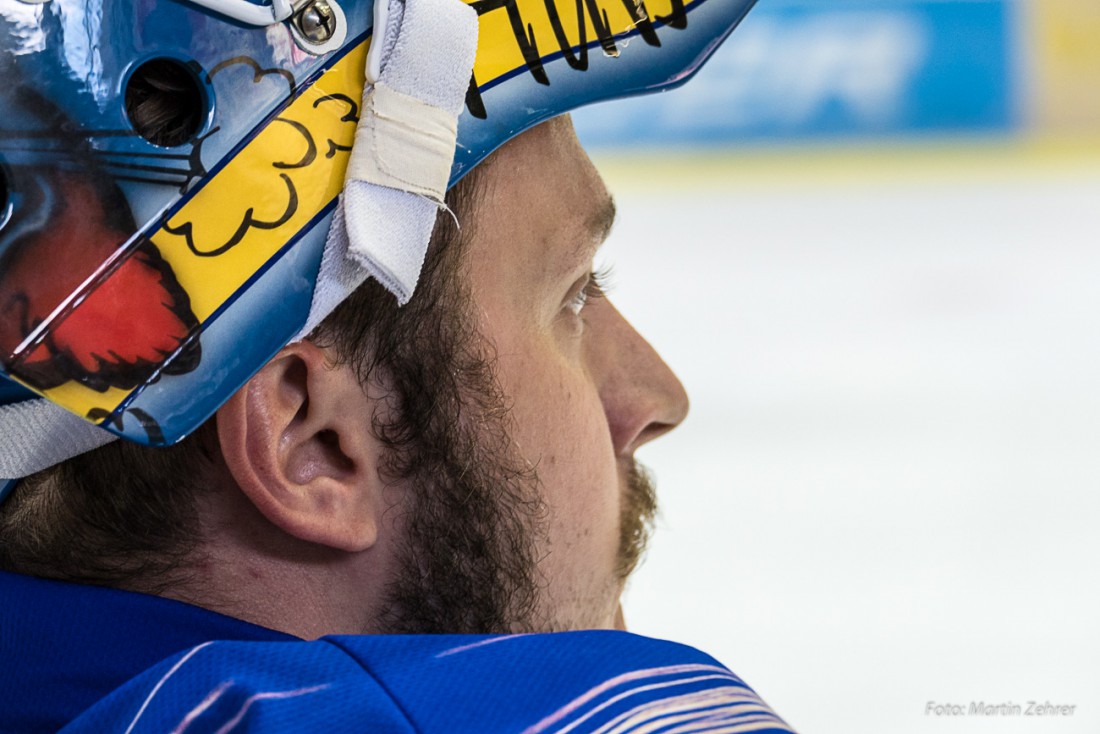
483, 117, 607, 213
469, 117, 612, 271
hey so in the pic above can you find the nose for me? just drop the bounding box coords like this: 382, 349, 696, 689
586, 299, 690, 456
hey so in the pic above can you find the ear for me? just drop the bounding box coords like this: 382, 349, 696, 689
216, 340, 382, 552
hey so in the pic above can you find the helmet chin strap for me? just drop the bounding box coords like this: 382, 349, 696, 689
0, 397, 117, 483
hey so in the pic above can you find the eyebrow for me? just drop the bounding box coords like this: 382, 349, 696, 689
565, 194, 616, 269
589, 194, 617, 245
549, 193, 617, 284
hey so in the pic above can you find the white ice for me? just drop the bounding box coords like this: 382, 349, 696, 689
595, 142, 1100, 734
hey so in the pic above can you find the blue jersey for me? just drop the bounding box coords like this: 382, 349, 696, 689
1, 572, 795, 733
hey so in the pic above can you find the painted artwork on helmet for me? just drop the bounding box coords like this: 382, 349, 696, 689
0, 0, 756, 445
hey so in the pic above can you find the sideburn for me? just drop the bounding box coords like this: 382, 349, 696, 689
313, 171, 545, 634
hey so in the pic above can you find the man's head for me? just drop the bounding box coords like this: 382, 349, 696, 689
312, 119, 683, 634
0, 116, 686, 636
0, 0, 756, 638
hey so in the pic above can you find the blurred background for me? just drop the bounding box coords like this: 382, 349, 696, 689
571, 1, 1100, 732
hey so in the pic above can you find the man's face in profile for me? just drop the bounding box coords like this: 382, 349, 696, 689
381, 118, 689, 633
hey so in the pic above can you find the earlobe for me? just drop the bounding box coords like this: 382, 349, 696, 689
216, 341, 381, 553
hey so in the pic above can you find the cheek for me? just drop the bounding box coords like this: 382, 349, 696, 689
491, 326, 621, 559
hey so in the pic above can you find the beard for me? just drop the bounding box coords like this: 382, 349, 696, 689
321, 187, 658, 635
372, 330, 661, 634
357, 282, 659, 635
616, 462, 658, 583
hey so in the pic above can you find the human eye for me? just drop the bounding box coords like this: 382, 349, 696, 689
565, 265, 613, 317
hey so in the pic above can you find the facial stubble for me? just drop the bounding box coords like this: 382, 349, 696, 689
349, 171, 658, 634
373, 305, 659, 635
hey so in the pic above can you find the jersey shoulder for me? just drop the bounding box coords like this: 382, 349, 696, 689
62, 632, 797, 734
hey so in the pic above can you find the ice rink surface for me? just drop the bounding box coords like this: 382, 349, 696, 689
588, 138, 1100, 734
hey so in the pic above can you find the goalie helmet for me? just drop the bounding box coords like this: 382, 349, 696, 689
0, 0, 756, 477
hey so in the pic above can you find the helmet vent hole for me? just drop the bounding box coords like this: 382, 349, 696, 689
125, 58, 205, 147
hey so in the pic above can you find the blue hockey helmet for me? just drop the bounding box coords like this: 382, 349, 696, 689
0, 0, 756, 483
